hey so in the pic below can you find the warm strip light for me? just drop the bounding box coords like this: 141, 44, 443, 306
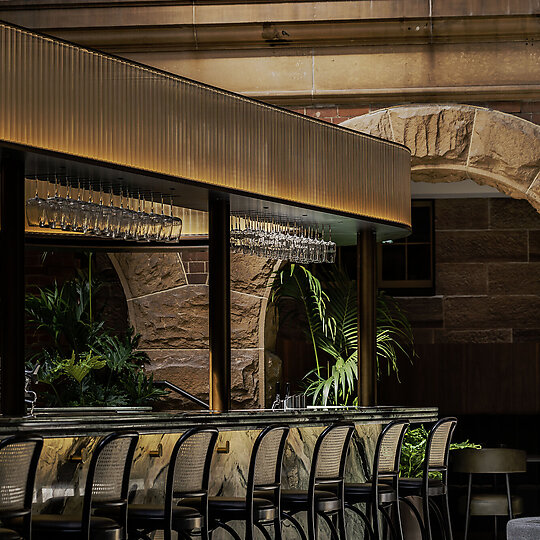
1, 22, 411, 229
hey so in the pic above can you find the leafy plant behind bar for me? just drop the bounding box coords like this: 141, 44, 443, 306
270, 263, 416, 406
400, 425, 481, 479
25, 269, 167, 407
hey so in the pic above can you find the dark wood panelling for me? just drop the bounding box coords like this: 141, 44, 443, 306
379, 343, 540, 415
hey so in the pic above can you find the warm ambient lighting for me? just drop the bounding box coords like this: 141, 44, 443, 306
26, 178, 182, 242
230, 215, 336, 263
1, 22, 411, 233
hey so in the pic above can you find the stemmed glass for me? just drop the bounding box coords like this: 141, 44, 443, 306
26, 177, 48, 228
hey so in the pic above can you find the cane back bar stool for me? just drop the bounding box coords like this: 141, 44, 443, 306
0, 434, 43, 540
22, 431, 139, 540
452, 447, 526, 540
280, 422, 355, 540
196, 424, 289, 540
344, 420, 409, 540
398, 417, 457, 540
124, 426, 218, 540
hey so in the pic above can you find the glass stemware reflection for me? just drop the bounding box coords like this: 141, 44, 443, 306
229, 215, 336, 264
26, 177, 48, 228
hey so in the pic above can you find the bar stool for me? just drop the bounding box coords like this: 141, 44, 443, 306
125, 426, 218, 540
344, 420, 409, 540
281, 422, 355, 540
0, 434, 43, 540
398, 417, 457, 540
0, 529, 21, 540
20, 431, 138, 540
197, 424, 289, 540
452, 448, 526, 540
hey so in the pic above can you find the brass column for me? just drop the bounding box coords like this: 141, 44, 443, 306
0, 151, 26, 416
357, 229, 377, 406
208, 192, 231, 412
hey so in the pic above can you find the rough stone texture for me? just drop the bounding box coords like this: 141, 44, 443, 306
436, 263, 487, 295
130, 286, 209, 349
340, 109, 393, 140
394, 297, 443, 326
114, 252, 185, 298
231, 292, 264, 349
435, 198, 489, 230
469, 109, 540, 192
436, 230, 527, 263
438, 329, 512, 344
229, 349, 260, 408
388, 104, 475, 168
341, 104, 540, 213
144, 348, 260, 409
145, 350, 210, 409
513, 329, 540, 343
444, 296, 540, 329
530, 230, 540, 261
489, 198, 540, 230
231, 252, 275, 296
488, 263, 540, 295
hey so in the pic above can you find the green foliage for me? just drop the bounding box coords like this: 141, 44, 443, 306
400, 425, 481, 479
26, 268, 168, 408
270, 263, 416, 406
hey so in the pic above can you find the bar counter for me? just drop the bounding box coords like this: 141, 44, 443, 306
0, 405, 437, 436
0, 406, 435, 523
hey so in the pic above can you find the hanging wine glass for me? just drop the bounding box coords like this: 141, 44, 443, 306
168, 199, 182, 242
26, 177, 48, 228
157, 195, 172, 242
45, 177, 63, 229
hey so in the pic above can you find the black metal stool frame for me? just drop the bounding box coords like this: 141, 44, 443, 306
344, 419, 409, 540
82, 431, 139, 540
0, 434, 43, 540
281, 422, 355, 540
210, 424, 290, 540
164, 426, 219, 540
399, 417, 457, 540
31, 431, 139, 540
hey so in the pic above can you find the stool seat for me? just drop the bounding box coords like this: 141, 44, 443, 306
0, 528, 21, 540
507, 517, 540, 539
397, 478, 446, 496
461, 494, 524, 516
21, 514, 121, 540
127, 504, 203, 530
281, 490, 341, 513
208, 497, 276, 522
345, 482, 396, 503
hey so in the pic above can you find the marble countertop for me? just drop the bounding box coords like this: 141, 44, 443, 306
0, 406, 438, 437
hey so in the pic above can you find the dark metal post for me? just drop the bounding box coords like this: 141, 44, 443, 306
357, 228, 377, 406
0, 151, 26, 416
208, 192, 231, 412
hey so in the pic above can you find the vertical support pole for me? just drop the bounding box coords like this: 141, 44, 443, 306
357, 228, 377, 406
0, 151, 26, 416
208, 192, 231, 412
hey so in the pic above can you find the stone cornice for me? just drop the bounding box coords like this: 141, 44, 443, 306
0, 1, 538, 52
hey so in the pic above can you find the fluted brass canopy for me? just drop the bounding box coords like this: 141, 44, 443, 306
0, 21, 411, 244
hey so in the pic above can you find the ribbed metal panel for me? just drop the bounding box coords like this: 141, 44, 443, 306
0, 22, 411, 228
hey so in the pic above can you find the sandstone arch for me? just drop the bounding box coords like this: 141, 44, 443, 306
340, 104, 540, 213
108, 251, 278, 409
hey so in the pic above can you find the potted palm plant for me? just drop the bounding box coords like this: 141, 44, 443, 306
270, 263, 415, 405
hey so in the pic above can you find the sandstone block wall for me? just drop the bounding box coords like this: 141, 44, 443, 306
111, 249, 277, 409
395, 198, 540, 345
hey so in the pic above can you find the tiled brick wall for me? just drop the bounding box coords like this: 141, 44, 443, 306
181, 248, 209, 285
395, 198, 540, 344
289, 101, 540, 126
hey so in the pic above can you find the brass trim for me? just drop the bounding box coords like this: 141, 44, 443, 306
0, 21, 411, 229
